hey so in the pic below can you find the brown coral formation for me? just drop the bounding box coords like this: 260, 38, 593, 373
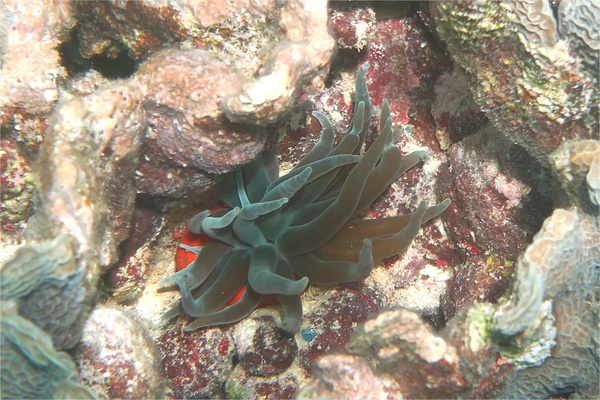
220, 0, 335, 125
493, 207, 599, 398
136, 49, 266, 174
431, 1, 598, 165
0, 0, 74, 149
74, 0, 335, 126
558, 0, 600, 73
298, 306, 511, 399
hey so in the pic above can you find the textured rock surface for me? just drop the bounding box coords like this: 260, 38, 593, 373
136, 49, 266, 174
158, 324, 235, 398
234, 316, 298, 377
75, 0, 335, 126
0, 137, 34, 225
437, 126, 552, 261
299, 306, 512, 398
493, 208, 599, 399
1, 306, 95, 399
76, 306, 165, 399
431, 1, 598, 165
106, 206, 165, 303
0, 0, 74, 149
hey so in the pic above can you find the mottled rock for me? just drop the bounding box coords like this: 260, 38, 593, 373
76, 306, 165, 399
221, 0, 335, 125
432, 69, 488, 149
436, 126, 553, 262
136, 49, 265, 174
363, 14, 452, 128
298, 354, 386, 399
431, 1, 598, 165
75, 0, 335, 126
298, 286, 380, 371
225, 367, 300, 400
134, 137, 214, 199
158, 324, 235, 398
106, 206, 165, 303
0, 137, 34, 224
329, 5, 376, 51
0, 0, 74, 149
442, 253, 514, 321
234, 315, 298, 377
300, 305, 512, 399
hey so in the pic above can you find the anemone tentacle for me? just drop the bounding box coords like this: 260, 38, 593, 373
161, 63, 450, 333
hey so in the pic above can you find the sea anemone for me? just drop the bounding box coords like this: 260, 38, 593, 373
160, 63, 450, 333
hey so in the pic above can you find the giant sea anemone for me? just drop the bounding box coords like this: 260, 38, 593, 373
161, 64, 450, 333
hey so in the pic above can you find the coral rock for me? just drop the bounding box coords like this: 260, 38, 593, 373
158, 325, 235, 398
0, 137, 34, 224
136, 49, 266, 174
298, 286, 381, 371
436, 126, 552, 262
134, 136, 214, 199
221, 0, 335, 125
1, 305, 95, 399
106, 206, 165, 303
329, 6, 376, 51
0, 0, 74, 149
300, 305, 511, 399
76, 306, 165, 399
31, 79, 146, 267
431, 1, 598, 165
234, 315, 298, 377
552, 139, 600, 211
298, 354, 385, 399
558, 0, 600, 73
225, 367, 300, 400
492, 207, 600, 398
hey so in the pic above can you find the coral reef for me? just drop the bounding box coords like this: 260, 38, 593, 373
298, 305, 510, 399
2, 0, 597, 398
160, 64, 449, 333
552, 139, 600, 212
1, 307, 96, 399
1, 234, 95, 350
558, 0, 600, 73
299, 3, 599, 399
74, 0, 335, 125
